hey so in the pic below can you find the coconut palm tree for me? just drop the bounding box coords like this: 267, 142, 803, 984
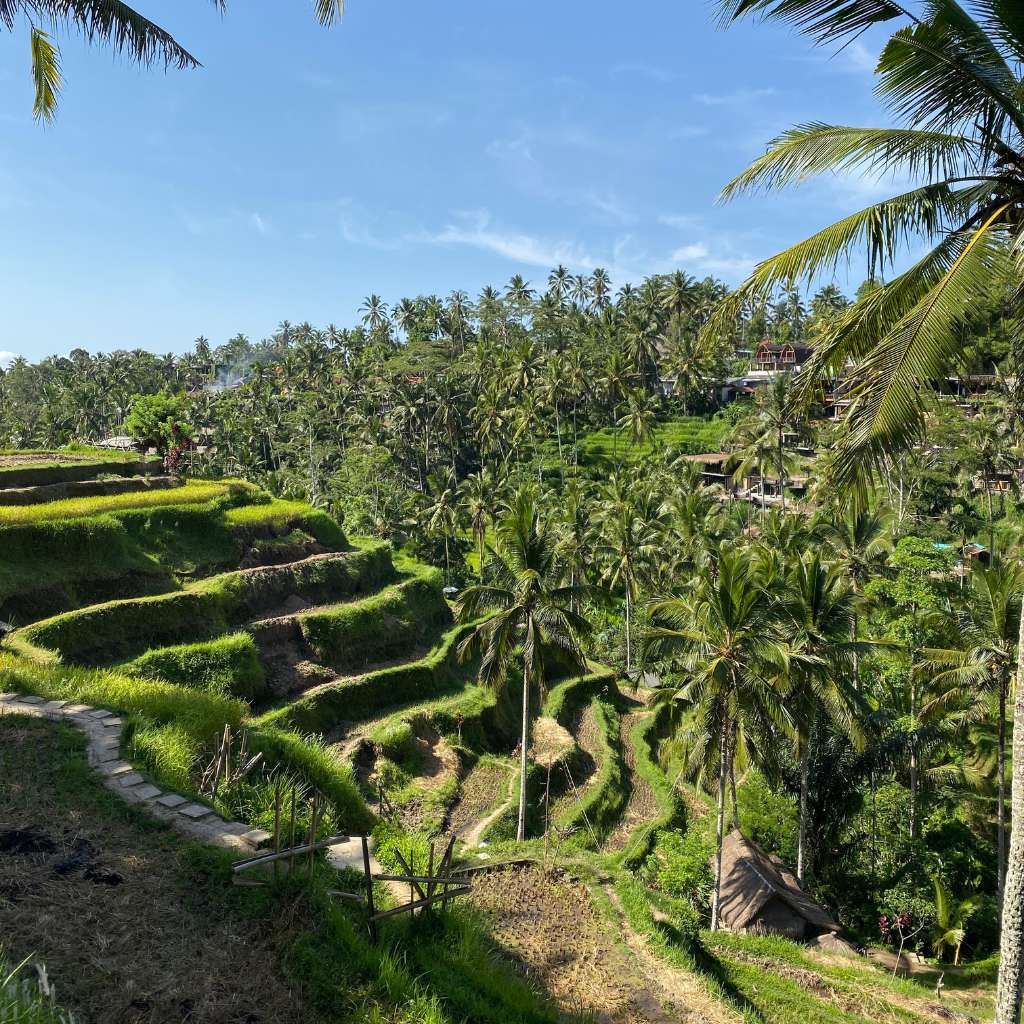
931, 875, 985, 965
708, 5, 1024, 1014
12, 0, 343, 122
919, 559, 1024, 911
595, 476, 663, 672
644, 547, 799, 929
460, 470, 494, 582
780, 552, 866, 883
457, 495, 592, 842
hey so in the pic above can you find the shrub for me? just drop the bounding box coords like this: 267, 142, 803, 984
124, 632, 266, 702
645, 826, 715, 908
376, 721, 418, 764
737, 770, 798, 865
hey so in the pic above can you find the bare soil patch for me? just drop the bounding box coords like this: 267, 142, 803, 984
446, 760, 510, 836
471, 864, 704, 1023
0, 716, 311, 1024
0, 453, 92, 467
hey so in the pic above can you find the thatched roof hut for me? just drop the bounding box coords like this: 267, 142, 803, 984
716, 830, 840, 941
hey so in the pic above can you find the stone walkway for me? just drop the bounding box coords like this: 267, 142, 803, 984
0, 692, 271, 853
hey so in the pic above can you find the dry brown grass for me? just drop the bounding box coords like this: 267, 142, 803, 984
472, 864, 712, 1024
0, 715, 313, 1024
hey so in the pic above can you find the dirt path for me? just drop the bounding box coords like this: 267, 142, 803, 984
603, 706, 658, 853
602, 884, 741, 1024
460, 765, 516, 848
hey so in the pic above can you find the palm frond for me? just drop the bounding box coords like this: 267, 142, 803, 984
29, 25, 60, 123
31, 0, 208, 68
876, 21, 1024, 137
701, 181, 991, 349
313, 0, 344, 26
834, 206, 1013, 478
719, 124, 986, 201
715, 0, 912, 43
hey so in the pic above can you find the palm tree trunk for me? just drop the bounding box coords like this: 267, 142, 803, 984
798, 743, 809, 886
625, 587, 632, 672
909, 743, 918, 842
988, 484, 996, 561
516, 662, 531, 843
711, 716, 730, 933
1000, 677, 1008, 914
778, 428, 787, 512
995, 595, 1024, 1024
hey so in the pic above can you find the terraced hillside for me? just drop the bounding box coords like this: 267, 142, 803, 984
0, 454, 998, 1024
0, 457, 463, 833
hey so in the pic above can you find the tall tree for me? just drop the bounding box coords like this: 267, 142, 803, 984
920, 560, 1024, 912
457, 496, 592, 842
707, 4, 1024, 1014
645, 548, 798, 929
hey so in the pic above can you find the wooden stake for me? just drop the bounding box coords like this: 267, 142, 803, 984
288, 787, 297, 876
272, 780, 282, 882
362, 835, 377, 944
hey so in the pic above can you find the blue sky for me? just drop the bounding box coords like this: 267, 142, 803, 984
0, 0, 898, 362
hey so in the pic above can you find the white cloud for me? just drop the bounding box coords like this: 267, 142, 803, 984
695, 88, 777, 106
0, 351, 17, 368
421, 210, 599, 270
485, 131, 634, 223
249, 212, 270, 235
790, 40, 876, 74
659, 213, 700, 230
611, 62, 678, 84
417, 211, 757, 283
843, 41, 877, 73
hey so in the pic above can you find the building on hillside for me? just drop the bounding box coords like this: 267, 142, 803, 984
753, 341, 814, 373
93, 435, 139, 451
683, 452, 733, 490
715, 830, 841, 942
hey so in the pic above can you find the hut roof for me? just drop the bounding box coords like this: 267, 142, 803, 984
716, 830, 839, 934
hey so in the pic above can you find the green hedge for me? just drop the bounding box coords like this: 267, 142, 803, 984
554, 695, 626, 847
543, 664, 618, 723
124, 632, 267, 703
296, 566, 451, 672
11, 543, 395, 666
226, 500, 347, 549
616, 703, 687, 869
0, 451, 162, 488
259, 621, 476, 734
0, 479, 255, 525
0, 514, 170, 623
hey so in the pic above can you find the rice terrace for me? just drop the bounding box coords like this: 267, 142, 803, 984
4, 0, 1024, 1022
